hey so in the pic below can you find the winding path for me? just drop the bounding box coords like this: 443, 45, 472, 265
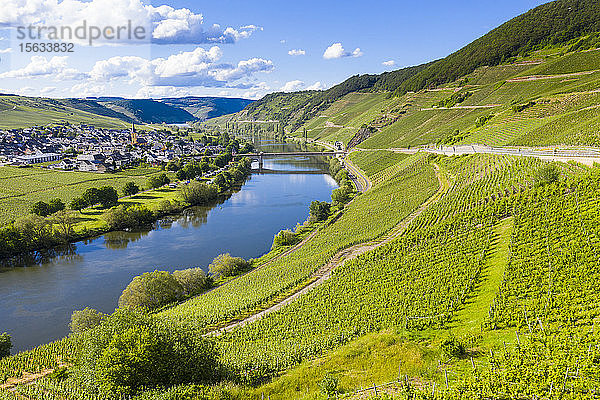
208, 164, 450, 336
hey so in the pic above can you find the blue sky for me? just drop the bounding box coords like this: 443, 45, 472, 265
0, 0, 549, 99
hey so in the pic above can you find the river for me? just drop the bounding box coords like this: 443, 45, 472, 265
0, 142, 337, 353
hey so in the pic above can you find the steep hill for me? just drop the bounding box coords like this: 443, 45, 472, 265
159, 97, 254, 121
103, 99, 195, 124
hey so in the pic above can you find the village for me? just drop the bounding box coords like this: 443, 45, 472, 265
0, 123, 223, 172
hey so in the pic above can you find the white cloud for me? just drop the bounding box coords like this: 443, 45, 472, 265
0, 48, 11, 53
39, 86, 57, 94
0, 0, 260, 45
71, 81, 109, 97
306, 81, 326, 90
88, 46, 273, 88
280, 39, 286, 44
382, 60, 395, 67
288, 49, 306, 56
0, 55, 84, 79
281, 80, 304, 92
323, 43, 363, 59
135, 85, 190, 98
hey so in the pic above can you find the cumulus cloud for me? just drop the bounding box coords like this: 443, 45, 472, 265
88, 46, 273, 88
281, 80, 304, 92
135, 85, 190, 98
0, 0, 260, 45
288, 49, 305, 56
306, 81, 326, 90
0, 55, 85, 79
382, 60, 395, 67
323, 43, 363, 59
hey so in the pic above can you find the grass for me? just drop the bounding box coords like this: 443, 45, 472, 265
0, 166, 170, 225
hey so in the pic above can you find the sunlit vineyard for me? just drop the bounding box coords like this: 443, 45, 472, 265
158, 154, 439, 332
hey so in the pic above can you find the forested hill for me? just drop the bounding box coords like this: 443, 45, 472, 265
236, 62, 433, 130
396, 0, 600, 94
221, 0, 600, 131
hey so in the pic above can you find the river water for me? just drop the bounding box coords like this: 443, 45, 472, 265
0, 143, 337, 353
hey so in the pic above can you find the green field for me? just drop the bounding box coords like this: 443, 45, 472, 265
0, 166, 167, 225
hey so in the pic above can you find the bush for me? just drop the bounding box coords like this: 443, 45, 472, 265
173, 268, 211, 296
31, 201, 51, 217
0, 332, 11, 359
70, 307, 105, 333
70, 196, 87, 211
82, 188, 101, 206
534, 164, 560, 186
78, 309, 219, 397
208, 253, 251, 278
102, 205, 155, 230
147, 173, 170, 189
154, 199, 179, 216
319, 373, 339, 398
331, 186, 353, 206
123, 182, 140, 197
98, 186, 119, 208
49, 198, 66, 213
309, 201, 331, 222
119, 270, 184, 310
179, 181, 218, 206
440, 336, 466, 358
272, 229, 300, 248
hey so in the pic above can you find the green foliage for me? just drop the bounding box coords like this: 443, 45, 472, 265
433, 91, 472, 108
123, 181, 140, 197
475, 114, 494, 128
118, 270, 184, 310
179, 182, 218, 206
147, 173, 170, 189
97, 186, 119, 208
440, 335, 466, 359
272, 230, 300, 249
70, 308, 105, 334
173, 268, 212, 297
31, 201, 52, 217
78, 309, 219, 397
512, 101, 536, 113
0, 333, 11, 359
69, 196, 87, 211
331, 186, 353, 207
533, 163, 560, 186
309, 201, 331, 222
208, 253, 251, 278
318, 373, 339, 398
102, 204, 155, 230
48, 198, 66, 214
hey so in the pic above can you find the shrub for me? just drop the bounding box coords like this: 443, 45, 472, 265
272, 229, 300, 248
78, 309, 219, 397
440, 336, 466, 358
103, 205, 155, 230
147, 173, 170, 189
534, 164, 560, 186
0, 332, 11, 359
31, 201, 51, 217
173, 268, 211, 296
82, 188, 101, 206
309, 201, 331, 222
70, 307, 105, 333
179, 181, 218, 206
123, 182, 140, 197
319, 373, 339, 398
331, 186, 353, 206
154, 199, 179, 216
70, 196, 87, 211
119, 270, 184, 310
49, 198, 66, 214
208, 253, 251, 278
98, 186, 119, 208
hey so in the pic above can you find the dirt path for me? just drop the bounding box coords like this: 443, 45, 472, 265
506, 69, 599, 83
209, 164, 450, 336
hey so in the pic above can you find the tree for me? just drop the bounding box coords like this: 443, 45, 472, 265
14, 214, 52, 246
147, 173, 170, 189
173, 268, 211, 296
70, 196, 87, 211
82, 188, 101, 207
51, 210, 77, 240
118, 270, 184, 310
309, 201, 331, 222
102, 205, 155, 231
272, 230, 300, 248
70, 308, 105, 333
31, 201, 51, 217
208, 253, 251, 278
534, 164, 561, 186
122, 182, 140, 197
97, 186, 119, 208
48, 198, 66, 214
179, 182, 218, 206
331, 186, 353, 207
0, 332, 11, 359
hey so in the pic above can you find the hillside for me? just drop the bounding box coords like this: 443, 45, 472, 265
4, 1, 600, 399
159, 97, 254, 121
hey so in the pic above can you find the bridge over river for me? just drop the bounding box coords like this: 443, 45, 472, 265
237, 151, 347, 170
